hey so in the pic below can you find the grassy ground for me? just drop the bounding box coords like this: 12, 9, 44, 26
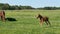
0, 10, 60, 34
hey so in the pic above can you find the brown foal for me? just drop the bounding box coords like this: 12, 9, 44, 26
37, 14, 51, 26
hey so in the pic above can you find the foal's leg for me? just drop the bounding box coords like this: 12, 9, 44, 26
46, 19, 51, 25
45, 20, 51, 27
47, 20, 51, 25
45, 21, 50, 27
40, 19, 43, 26
45, 21, 48, 25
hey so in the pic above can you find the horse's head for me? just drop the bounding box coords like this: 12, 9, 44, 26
37, 14, 42, 19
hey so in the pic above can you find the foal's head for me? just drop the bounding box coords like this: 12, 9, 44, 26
37, 14, 42, 19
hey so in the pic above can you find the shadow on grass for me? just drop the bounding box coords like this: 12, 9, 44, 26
5, 17, 17, 21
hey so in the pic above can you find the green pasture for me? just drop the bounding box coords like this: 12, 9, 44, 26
0, 10, 60, 34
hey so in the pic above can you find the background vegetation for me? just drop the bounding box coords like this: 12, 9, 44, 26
0, 10, 60, 34
0, 3, 60, 10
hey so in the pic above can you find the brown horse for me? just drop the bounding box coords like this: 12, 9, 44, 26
37, 14, 51, 26
0, 10, 5, 21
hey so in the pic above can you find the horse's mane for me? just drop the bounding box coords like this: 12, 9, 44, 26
38, 14, 42, 17
38, 14, 43, 19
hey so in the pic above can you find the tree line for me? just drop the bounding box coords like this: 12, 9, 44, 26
0, 3, 60, 10
37, 7, 60, 10
0, 3, 34, 10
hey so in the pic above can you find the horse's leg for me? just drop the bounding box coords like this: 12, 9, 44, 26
4, 15, 5, 21
1, 16, 3, 21
3, 12, 5, 21
2, 16, 5, 21
47, 20, 51, 26
47, 18, 51, 26
40, 19, 43, 27
1, 15, 5, 21
45, 21, 48, 25
45, 21, 50, 27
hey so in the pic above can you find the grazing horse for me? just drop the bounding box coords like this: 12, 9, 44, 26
0, 10, 5, 21
37, 14, 51, 26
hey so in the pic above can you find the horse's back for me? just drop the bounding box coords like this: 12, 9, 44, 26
43, 16, 49, 21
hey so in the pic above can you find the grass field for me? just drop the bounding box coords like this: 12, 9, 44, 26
0, 10, 60, 34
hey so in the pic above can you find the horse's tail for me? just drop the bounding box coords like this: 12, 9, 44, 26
2, 11, 5, 16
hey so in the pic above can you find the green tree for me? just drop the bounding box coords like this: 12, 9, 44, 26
2, 3, 10, 10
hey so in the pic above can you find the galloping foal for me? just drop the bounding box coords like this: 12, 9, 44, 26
37, 14, 51, 26
0, 10, 5, 21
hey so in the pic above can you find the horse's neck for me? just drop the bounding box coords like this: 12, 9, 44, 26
40, 17, 42, 19
39, 15, 43, 19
